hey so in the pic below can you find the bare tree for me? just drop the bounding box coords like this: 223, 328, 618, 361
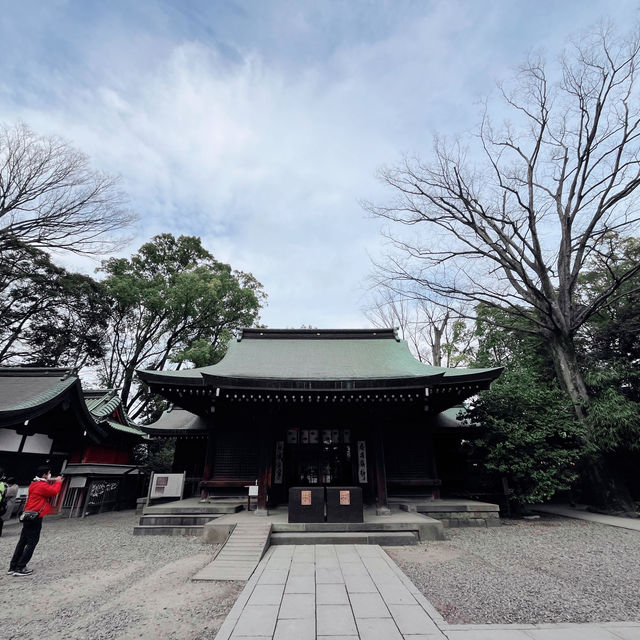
0, 123, 135, 255
363, 286, 473, 367
368, 24, 640, 413
367, 24, 640, 510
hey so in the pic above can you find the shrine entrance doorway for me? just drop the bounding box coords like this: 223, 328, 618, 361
284, 428, 354, 487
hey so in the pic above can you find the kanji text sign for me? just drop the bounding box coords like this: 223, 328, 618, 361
150, 473, 183, 499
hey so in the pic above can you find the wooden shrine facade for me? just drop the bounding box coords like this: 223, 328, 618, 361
139, 328, 502, 513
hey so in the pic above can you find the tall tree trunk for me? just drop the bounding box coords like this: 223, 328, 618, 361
580, 457, 638, 516
547, 333, 589, 419
431, 325, 443, 367
547, 332, 636, 514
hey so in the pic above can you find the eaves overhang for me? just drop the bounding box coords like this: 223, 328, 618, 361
0, 373, 108, 442
199, 372, 446, 391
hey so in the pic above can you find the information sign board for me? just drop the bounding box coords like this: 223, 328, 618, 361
149, 473, 184, 499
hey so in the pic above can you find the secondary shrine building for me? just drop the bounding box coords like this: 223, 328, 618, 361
138, 328, 502, 513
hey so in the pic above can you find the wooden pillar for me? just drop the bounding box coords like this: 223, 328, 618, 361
373, 422, 390, 515
256, 425, 273, 516
200, 428, 216, 501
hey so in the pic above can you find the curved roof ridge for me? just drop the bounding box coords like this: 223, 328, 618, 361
138, 330, 502, 389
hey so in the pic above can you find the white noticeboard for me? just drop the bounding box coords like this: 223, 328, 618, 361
150, 473, 184, 499
69, 476, 87, 489
21, 433, 54, 454
0, 428, 23, 452
248, 485, 258, 497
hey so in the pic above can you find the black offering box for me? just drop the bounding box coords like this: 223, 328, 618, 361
326, 486, 363, 523
288, 486, 325, 523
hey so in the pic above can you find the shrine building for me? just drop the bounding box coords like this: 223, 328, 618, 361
0, 367, 145, 516
138, 328, 503, 514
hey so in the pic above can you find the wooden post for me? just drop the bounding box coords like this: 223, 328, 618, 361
374, 423, 391, 515
256, 424, 273, 516
200, 429, 216, 501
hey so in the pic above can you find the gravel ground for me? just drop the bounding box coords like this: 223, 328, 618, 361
0, 511, 242, 640
386, 516, 640, 625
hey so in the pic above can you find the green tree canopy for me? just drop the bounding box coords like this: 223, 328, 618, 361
469, 365, 586, 506
578, 236, 640, 454
99, 233, 266, 420
469, 305, 586, 506
0, 240, 110, 367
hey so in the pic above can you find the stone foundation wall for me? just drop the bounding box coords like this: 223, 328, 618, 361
420, 510, 500, 528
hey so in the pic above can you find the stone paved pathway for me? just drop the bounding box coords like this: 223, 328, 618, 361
213, 543, 640, 640
532, 504, 640, 532
214, 543, 445, 639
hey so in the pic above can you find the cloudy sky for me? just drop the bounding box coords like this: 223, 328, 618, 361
1, 0, 637, 328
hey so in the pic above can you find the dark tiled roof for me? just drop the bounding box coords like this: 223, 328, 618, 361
0, 369, 144, 441
141, 407, 208, 436
0, 368, 76, 413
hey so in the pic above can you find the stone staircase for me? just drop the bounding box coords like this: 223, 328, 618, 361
193, 521, 272, 581
269, 530, 418, 545
133, 499, 244, 537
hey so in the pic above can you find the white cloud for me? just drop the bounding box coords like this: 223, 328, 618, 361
2, 0, 636, 328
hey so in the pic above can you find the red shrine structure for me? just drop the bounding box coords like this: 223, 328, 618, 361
0, 368, 145, 516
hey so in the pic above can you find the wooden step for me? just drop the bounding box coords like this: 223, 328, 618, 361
192, 523, 272, 581
133, 525, 203, 537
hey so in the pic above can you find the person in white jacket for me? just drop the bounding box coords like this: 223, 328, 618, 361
1, 477, 19, 524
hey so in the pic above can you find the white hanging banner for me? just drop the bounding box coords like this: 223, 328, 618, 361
274, 441, 284, 484
357, 440, 368, 483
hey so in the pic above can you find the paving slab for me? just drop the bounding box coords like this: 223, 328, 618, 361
387, 604, 441, 635
248, 583, 286, 605
349, 592, 391, 618
316, 583, 349, 605
285, 575, 316, 593
317, 604, 358, 636
279, 593, 316, 619
446, 632, 533, 640
273, 617, 316, 640
343, 574, 378, 593
524, 628, 628, 639
232, 604, 279, 636
355, 617, 403, 640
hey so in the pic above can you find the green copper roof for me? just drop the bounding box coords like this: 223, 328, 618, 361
138, 328, 502, 388
84, 389, 146, 437
85, 393, 121, 417
0, 369, 144, 441
106, 419, 146, 436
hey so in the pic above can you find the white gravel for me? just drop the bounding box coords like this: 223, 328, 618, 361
386, 516, 640, 624
0, 511, 242, 640
4, 511, 638, 635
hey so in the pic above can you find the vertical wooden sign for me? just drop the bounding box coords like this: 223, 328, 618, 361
274, 441, 284, 484
357, 440, 368, 483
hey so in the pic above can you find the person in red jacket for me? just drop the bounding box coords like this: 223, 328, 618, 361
8, 465, 63, 577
